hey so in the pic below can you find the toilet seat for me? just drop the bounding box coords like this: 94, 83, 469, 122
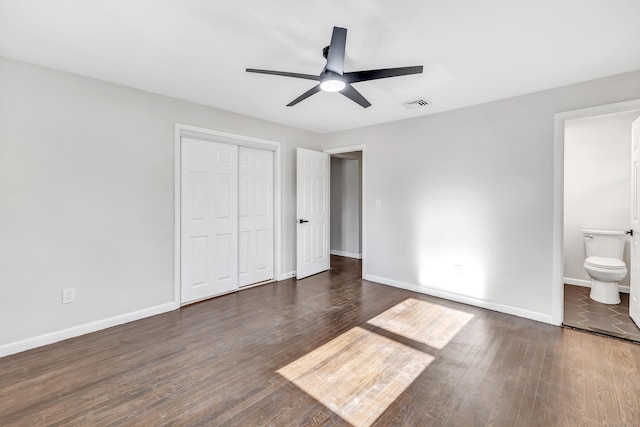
584, 256, 626, 270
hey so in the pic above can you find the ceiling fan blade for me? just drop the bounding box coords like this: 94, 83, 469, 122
325, 27, 347, 75
246, 68, 320, 81
340, 84, 371, 108
287, 84, 322, 106
344, 65, 423, 83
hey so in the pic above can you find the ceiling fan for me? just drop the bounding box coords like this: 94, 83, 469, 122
246, 26, 423, 108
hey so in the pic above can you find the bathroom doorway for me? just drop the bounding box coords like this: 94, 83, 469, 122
561, 107, 640, 342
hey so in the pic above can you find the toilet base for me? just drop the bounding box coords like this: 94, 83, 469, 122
589, 279, 621, 304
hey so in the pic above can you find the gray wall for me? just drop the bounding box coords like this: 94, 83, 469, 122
0, 57, 321, 348
3, 54, 640, 353
330, 155, 361, 257
563, 111, 640, 286
321, 70, 640, 321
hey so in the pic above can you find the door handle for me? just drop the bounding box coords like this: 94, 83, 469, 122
299, 219, 309, 224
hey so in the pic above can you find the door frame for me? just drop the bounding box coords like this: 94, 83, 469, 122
174, 123, 282, 306
323, 144, 367, 276
552, 99, 640, 325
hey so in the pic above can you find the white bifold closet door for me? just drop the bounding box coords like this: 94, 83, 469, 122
238, 147, 274, 287
181, 138, 238, 303
181, 138, 274, 304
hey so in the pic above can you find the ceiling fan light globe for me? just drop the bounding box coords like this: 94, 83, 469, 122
320, 79, 345, 92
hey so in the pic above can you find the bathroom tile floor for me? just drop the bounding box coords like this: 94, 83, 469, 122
564, 284, 640, 342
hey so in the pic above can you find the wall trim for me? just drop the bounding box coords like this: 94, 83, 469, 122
564, 277, 630, 293
563, 277, 591, 287
174, 123, 282, 306
553, 98, 640, 326
364, 274, 553, 325
0, 302, 177, 358
330, 250, 362, 259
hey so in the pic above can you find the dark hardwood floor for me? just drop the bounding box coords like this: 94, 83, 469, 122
2, 256, 640, 426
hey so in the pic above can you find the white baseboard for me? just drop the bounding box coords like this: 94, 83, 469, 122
330, 250, 362, 259
278, 271, 296, 281
363, 274, 553, 325
563, 276, 630, 293
0, 302, 177, 358
563, 277, 591, 287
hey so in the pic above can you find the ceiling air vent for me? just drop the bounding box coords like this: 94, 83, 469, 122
402, 98, 430, 109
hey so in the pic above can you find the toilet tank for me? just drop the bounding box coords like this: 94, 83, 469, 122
583, 229, 627, 260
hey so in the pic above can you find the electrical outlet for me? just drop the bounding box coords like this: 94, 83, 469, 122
62, 288, 75, 304
454, 264, 463, 275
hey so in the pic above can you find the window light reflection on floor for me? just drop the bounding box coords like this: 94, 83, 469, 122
278, 326, 434, 427
367, 298, 475, 350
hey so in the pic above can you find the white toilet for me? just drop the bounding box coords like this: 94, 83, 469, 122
582, 229, 628, 304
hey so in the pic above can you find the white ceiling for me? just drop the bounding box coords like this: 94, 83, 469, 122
1, 1, 640, 133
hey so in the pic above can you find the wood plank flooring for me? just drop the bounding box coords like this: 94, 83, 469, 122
1, 255, 640, 426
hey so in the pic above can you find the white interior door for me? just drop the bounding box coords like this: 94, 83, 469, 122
631, 116, 640, 327
238, 147, 274, 286
296, 148, 330, 279
181, 138, 238, 303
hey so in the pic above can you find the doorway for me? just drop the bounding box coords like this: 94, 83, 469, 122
324, 145, 366, 275
554, 102, 640, 341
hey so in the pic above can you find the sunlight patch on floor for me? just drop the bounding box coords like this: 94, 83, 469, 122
367, 298, 474, 349
277, 326, 433, 427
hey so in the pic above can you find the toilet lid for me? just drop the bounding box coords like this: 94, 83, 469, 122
585, 256, 626, 269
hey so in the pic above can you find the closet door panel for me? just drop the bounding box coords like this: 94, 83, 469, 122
238, 147, 274, 286
181, 138, 238, 303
